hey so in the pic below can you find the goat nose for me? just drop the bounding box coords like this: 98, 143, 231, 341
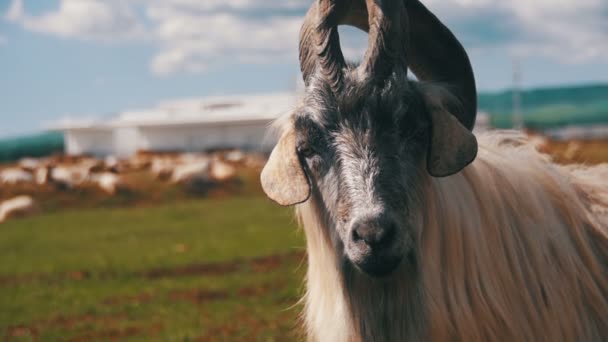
351, 218, 396, 249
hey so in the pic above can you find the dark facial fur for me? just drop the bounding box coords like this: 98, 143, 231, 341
294, 66, 429, 277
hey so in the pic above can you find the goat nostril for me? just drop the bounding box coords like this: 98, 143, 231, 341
377, 224, 396, 247
352, 220, 396, 248
352, 229, 362, 242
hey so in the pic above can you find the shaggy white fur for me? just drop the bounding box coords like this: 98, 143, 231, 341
296, 131, 608, 341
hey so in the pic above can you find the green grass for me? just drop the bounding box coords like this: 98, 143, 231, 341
0, 197, 306, 341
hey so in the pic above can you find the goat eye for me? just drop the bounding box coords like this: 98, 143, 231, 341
298, 144, 316, 158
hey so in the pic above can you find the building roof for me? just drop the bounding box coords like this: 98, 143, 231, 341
49, 92, 298, 131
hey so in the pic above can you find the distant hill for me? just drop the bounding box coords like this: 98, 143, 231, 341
0, 132, 64, 163
478, 84, 608, 129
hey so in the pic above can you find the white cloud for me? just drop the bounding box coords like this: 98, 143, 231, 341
424, 0, 608, 63
152, 0, 308, 11
5, 0, 147, 41
147, 0, 606, 74
148, 8, 301, 75
4, 0, 23, 22
4, 0, 607, 75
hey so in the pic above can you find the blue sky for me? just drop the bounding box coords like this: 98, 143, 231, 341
1, 0, 607, 138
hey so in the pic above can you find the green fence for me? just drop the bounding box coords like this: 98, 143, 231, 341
0, 132, 65, 163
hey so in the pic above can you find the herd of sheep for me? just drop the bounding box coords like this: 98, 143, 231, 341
0, 150, 266, 223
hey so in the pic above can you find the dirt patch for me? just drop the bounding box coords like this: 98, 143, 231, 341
0, 274, 39, 287
102, 292, 154, 306
144, 262, 240, 279
4, 313, 127, 340
250, 254, 284, 273
5, 325, 39, 340
0, 251, 305, 287
5, 313, 163, 341
99, 281, 289, 310
68, 323, 163, 342
194, 307, 299, 342
143, 251, 304, 280
169, 289, 230, 304
0, 269, 117, 287
237, 282, 285, 298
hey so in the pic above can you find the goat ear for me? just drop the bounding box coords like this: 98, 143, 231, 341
422, 86, 478, 177
260, 131, 311, 206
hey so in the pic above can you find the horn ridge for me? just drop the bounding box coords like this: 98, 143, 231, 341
360, 0, 409, 82
316, 24, 345, 92
299, 0, 477, 130
296, 0, 349, 93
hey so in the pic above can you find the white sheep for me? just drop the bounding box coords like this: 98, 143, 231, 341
50, 166, 89, 188
0, 196, 37, 223
91, 172, 123, 194
170, 159, 210, 184
0, 168, 33, 185
209, 160, 236, 182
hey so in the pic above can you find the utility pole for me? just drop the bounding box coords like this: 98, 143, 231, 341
512, 58, 523, 129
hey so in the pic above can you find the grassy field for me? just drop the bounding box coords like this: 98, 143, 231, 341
0, 197, 306, 341
2, 138, 607, 341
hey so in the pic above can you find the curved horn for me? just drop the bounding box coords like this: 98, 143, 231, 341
299, 0, 408, 88
406, 0, 477, 129
359, 0, 408, 82
299, 0, 476, 130
298, 0, 350, 92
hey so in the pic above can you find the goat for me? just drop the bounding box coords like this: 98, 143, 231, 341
260, 0, 608, 341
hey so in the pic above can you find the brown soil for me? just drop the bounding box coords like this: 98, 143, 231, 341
143, 251, 304, 280
102, 293, 154, 306
67, 323, 163, 342
0, 252, 305, 288
194, 307, 299, 342
5, 313, 128, 340
169, 289, 230, 304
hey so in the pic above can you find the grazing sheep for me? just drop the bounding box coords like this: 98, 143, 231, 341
260, 0, 608, 341
34, 166, 50, 185
18, 158, 40, 171
0, 168, 33, 185
170, 158, 211, 184
128, 153, 153, 170
92, 172, 123, 194
104, 155, 120, 172
209, 160, 237, 182
150, 157, 176, 180
0, 196, 37, 223
50, 165, 89, 188
225, 150, 245, 163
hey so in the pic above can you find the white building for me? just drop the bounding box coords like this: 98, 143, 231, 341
51, 91, 494, 157
51, 93, 297, 157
